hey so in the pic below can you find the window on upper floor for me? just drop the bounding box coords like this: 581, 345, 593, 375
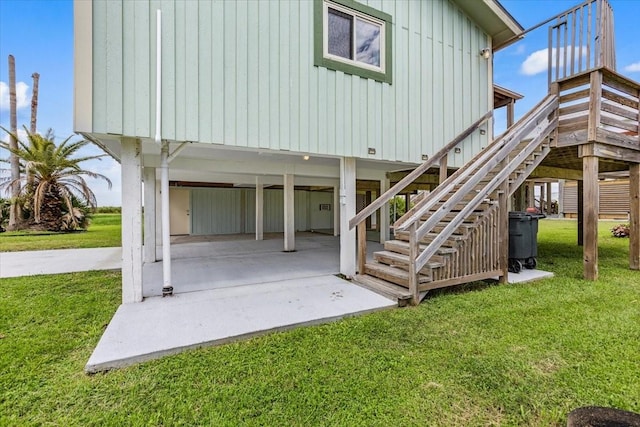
314, 0, 392, 84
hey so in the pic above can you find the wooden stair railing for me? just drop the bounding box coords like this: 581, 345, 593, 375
348, 111, 493, 277
354, 93, 559, 306
395, 95, 558, 291
348, 111, 493, 231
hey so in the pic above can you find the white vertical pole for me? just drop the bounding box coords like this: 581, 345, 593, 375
340, 157, 356, 277
333, 184, 340, 236
155, 179, 162, 255
143, 166, 157, 263
121, 137, 143, 303
155, 9, 172, 295
160, 143, 172, 295
284, 173, 295, 251
380, 177, 390, 243
255, 176, 264, 241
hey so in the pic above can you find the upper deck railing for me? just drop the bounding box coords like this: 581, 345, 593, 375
547, 0, 615, 85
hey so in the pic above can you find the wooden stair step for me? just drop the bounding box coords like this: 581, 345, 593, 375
353, 274, 413, 307
427, 201, 496, 212
394, 230, 464, 246
384, 239, 457, 256
383, 241, 446, 263
373, 250, 444, 271
364, 262, 431, 288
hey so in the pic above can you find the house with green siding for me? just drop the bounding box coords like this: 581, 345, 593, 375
74, 0, 523, 304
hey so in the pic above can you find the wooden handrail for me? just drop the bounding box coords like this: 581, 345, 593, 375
395, 93, 558, 231
347, 110, 493, 230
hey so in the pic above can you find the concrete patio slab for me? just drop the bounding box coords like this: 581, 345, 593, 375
492, 268, 554, 284
86, 274, 395, 373
0, 247, 121, 278
143, 233, 376, 297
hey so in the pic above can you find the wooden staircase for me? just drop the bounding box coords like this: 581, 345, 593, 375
352, 94, 559, 306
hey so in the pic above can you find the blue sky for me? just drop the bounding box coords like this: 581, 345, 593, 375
1, 0, 639, 207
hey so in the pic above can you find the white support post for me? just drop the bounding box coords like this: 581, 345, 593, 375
143, 166, 157, 263
121, 137, 143, 304
154, 179, 162, 257
255, 176, 264, 241
333, 185, 340, 236
284, 173, 295, 251
340, 157, 357, 277
160, 141, 173, 295
380, 177, 390, 243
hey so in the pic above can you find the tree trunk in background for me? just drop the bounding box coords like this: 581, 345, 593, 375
30, 72, 39, 133
25, 72, 40, 221
7, 55, 21, 230
39, 185, 63, 231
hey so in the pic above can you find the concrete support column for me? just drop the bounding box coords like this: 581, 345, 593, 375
340, 157, 356, 277
333, 185, 340, 236
630, 164, 640, 270
121, 137, 143, 304
583, 156, 599, 280
284, 173, 295, 252
546, 182, 553, 214
255, 177, 264, 241
143, 166, 157, 263
379, 177, 390, 243
540, 183, 546, 214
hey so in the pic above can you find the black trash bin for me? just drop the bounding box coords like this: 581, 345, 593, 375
508, 211, 544, 273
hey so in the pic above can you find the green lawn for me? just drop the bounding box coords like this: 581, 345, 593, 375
1, 220, 638, 426
0, 214, 121, 252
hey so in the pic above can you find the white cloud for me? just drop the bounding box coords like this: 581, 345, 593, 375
520, 47, 587, 76
513, 44, 526, 55
623, 62, 640, 73
0, 81, 31, 111
1, 128, 29, 144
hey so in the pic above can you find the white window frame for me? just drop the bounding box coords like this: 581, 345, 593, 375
322, 1, 386, 74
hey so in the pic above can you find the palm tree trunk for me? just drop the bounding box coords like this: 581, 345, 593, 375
25, 72, 40, 222
7, 55, 21, 231
30, 72, 39, 134
40, 185, 63, 231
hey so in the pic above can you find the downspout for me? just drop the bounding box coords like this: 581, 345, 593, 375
156, 9, 173, 296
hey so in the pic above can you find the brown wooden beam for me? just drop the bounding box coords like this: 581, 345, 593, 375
630, 164, 640, 270
583, 156, 599, 280
530, 165, 583, 180
587, 70, 603, 142
577, 179, 584, 246
439, 155, 448, 184
499, 159, 509, 283
386, 171, 441, 186
579, 142, 640, 164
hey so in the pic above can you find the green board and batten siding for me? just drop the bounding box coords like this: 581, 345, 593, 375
90, 0, 491, 166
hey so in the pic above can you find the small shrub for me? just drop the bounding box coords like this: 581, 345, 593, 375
611, 223, 630, 238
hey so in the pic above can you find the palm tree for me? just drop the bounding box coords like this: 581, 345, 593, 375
0, 128, 112, 231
